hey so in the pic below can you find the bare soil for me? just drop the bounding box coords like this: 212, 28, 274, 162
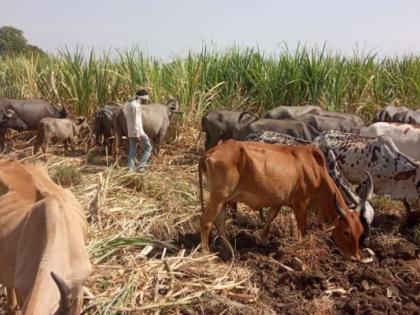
176, 207, 420, 315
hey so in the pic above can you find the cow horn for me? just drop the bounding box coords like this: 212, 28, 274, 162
5, 110, 14, 118
237, 111, 259, 124
353, 170, 374, 213
334, 193, 346, 218
2, 107, 12, 118
50, 272, 72, 315
361, 170, 374, 201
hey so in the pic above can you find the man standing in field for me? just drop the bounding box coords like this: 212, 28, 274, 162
123, 89, 152, 172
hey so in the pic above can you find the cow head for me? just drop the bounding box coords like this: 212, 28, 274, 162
51, 271, 84, 315
353, 171, 375, 244
233, 112, 259, 140
58, 104, 68, 118
373, 109, 383, 123
89, 112, 104, 148
167, 99, 181, 114
74, 116, 90, 135
393, 111, 409, 123
0, 107, 28, 131
326, 149, 375, 245
237, 112, 259, 125
51, 272, 72, 314
331, 194, 364, 260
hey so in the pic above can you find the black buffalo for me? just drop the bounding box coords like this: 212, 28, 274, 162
0, 99, 67, 131
0, 98, 67, 151
233, 114, 319, 142
264, 104, 323, 119
373, 105, 410, 123
90, 104, 121, 152
201, 110, 257, 150
296, 112, 364, 133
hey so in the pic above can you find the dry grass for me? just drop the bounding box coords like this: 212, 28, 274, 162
51, 164, 83, 187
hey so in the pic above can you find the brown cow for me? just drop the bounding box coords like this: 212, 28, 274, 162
198, 140, 364, 259
34, 117, 90, 155
0, 159, 91, 314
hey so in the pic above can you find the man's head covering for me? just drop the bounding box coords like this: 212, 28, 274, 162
135, 89, 150, 102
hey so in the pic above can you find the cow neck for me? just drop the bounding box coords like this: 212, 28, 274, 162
320, 175, 349, 224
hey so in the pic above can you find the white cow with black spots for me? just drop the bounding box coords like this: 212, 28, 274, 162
313, 130, 420, 225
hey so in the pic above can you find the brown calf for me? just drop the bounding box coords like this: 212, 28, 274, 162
34, 117, 89, 155
198, 140, 364, 259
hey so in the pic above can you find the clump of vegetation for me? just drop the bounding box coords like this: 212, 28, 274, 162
117, 172, 148, 192
1, 44, 419, 118
51, 164, 82, 187
0, 26, 45, 57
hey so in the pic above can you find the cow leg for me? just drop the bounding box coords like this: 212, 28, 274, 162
214, 204, 230, 248
33, 138, 40, 155
106, 137, 114, 155
204, 133, 210, 151
403, 198, 411, 215
6, 287, 18, 314
227, 202, 238, 219
403, 199, 419, 227
153, 135, 161, 155
42, 138, 49, 155
113, 131, 121, 163
70, 138, 76, 153
293, 201, 308, 238
200, 199, 225, 253
64, 139, 68, 155
260, 207, 280, 243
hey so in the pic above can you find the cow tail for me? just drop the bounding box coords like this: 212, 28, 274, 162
195, 116, 206, 144
198, 156, 206, 213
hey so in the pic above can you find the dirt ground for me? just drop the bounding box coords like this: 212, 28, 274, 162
177, 207, 420, 315
0, 129, 419, 315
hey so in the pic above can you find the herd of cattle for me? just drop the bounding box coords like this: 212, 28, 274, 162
0, 97, 420, 314
0, 98, 181, 157
198, 104, 420, 260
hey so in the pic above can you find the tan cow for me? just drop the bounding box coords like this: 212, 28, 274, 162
0, 159, 91, 314
198, 140, 364, 259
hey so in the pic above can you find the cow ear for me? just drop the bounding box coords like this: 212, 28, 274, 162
76, 117, 86, 124
393, 169, 416, 180
168, 100, 180, 113
359, 170, 374, 201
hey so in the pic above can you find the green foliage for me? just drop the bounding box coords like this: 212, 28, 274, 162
0, 25, 45, 57
0, 44, 419, 118
51, 164, 82, 187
